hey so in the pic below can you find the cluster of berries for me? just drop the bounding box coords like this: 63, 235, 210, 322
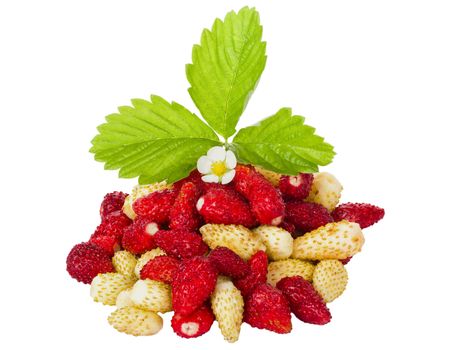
66, 165, 384, 342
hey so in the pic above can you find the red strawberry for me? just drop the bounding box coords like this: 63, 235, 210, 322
173, 170, 205, 193
121, 217, 159, 254
172, 256, 218, 315
197, 187, 256, 227
66, 242, 114, 284
89, 233, 120, 256
234, 250, 268, 297
208, 247, 250, 279
132, 189, 177, 224
100, 191, 128, 220
279, 221, 297, 235
101, 210, 132, 239
279, 173, 313, 200
244, 283, 292, 334
233, 165, 285, 226
332, 203, 385, 228
286, 201, 333, 233
153, 229, 208, 259
140, 255, 180, 283
339, 256, 352, 265
171, 305, 215, 338
277, 276, 331, 325
170, 182, 202, 231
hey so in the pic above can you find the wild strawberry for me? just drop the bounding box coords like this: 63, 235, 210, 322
108, 306, 163, 336
208, 247, 250, 279
173, 170, 205, 193
171, 305, 214, 338
279, 221, 296, 235
170, 182, 202, 231
90, 272, 135, 306
292, 220, 365, 260
121, 217, 159, 255
66, 242, 114, 284
211, 276, 244, 342
307, 172, 343, 212
286, 201, 333, 233
130, 279, 173, 312
153, 229, 208, 259
253, 225, 293, 261
172, 256, 218, 315
132, 189, 177, 224
112, 250, 137, 278
267, 259, 315, 287
244, 283, 292, 334
140, 255, 180, 284
89, 232, 120, 256
277, 276, 331, 325
100, 191, 128, 220
312, 260, 348, 303
332, 202, 385, 228
196, 187, 256, 227
101, 210, 132, 239
234, 250, 268, 297
279, 173, 313, 200
134, 248, 166, 278
200, 224, 265, 260
233, 165, 285, 225
122, 182, 171, 220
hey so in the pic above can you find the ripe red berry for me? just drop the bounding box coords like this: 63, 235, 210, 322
173, 170, 205, 193
197, 187, 256, 227
234, 250, 268, 297
99, 191, 128, 220
286, 201, 333, 233
66, 242, 114, 284
140, 255, 180, 283
279, 173, 313, 200
101, 210, 132, 239
172, 256, 218, 316
170, 182, 202, 231
208, 247, 250, 279
233, 165, 285, 226
153, 229, 208, 259
171, 305, 215, 338
332, 203, 385, 229
244, 283, 292, 334
277, 276, 331, 325
121, 217, 158, 254
89, 232, 120, 256
132, 189, 177, 224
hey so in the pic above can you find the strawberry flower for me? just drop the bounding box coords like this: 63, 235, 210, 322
197, 146, 237, 184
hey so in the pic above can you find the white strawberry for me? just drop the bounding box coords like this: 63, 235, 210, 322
108, 306, 163, 336
130, 279, 172, 313
116, 288, 134, 308
211, 276, 244, 343
267, 259, 315, 286
90, 273, 135, 306
112, 250, 137, 278
312, 260, 348, 303
307, 172, 343, 212
292, 220, 365, 260
253, 225, 293, 261
200, 224, 265, 260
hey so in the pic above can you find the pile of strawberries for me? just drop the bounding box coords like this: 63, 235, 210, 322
66, 165, 384, 342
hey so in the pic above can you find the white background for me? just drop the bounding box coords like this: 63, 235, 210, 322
1, 0, 453, 349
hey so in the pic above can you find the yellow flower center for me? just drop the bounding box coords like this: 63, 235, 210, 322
211, 161, 227, 177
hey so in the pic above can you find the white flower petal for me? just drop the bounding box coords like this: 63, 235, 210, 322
207, 146, 227, 162
202, 174, 219, 183
225, 150, 237, 169
197, 156, 212, 174
221, 169, 236, 184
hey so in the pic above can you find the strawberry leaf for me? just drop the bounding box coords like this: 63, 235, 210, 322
90, 96, 221, 183
186, 7, 267, 139
232, 108, 335, 174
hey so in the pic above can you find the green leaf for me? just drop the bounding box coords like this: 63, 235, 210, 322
186, 6, 267, 139
90, 95, 221, 184
231, 108, 335, 174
